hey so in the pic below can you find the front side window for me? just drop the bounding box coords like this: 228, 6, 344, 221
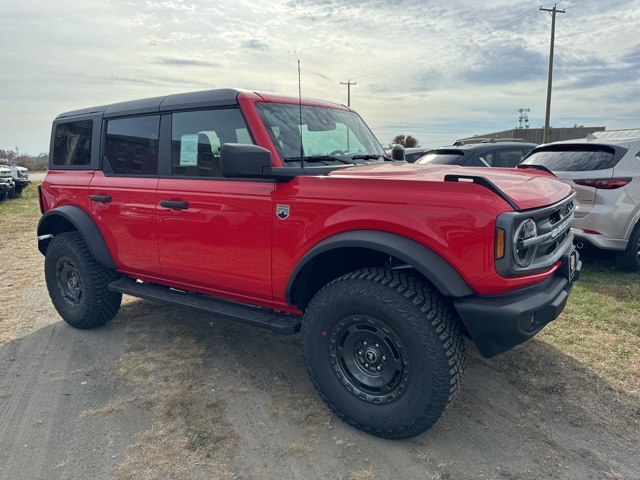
171, 109, 252, 177
255, 103, 385, 164
53, 120, 93, 166
105, 116, 160, 175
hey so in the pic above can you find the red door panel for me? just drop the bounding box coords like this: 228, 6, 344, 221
88, 172, 160, 274
156, 178, 274, 303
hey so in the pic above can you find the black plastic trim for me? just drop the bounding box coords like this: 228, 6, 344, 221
37, 205, 116, 269
109, 278, 301, 334
285, 230, 473, 305
444, 174, 520, 211
454, 248, 581, 358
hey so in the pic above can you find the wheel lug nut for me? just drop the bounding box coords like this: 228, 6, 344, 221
375, 343, 379, 348
357, 350, 363, 356
376, 366, 382, 371
382, 356, 387, 362
363, 341, 368, 346
364, 363, 370, 368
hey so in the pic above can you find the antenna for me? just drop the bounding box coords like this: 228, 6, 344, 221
298, 60, 304, 169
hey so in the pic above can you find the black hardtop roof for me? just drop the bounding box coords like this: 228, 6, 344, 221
55, 88, 245, 120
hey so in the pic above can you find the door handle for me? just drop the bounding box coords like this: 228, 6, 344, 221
160, 200, 189, 209
90, 195, 111, 203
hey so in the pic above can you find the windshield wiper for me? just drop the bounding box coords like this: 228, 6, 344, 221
283, 155, 356, 165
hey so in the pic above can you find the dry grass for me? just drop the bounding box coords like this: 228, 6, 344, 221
80, 396, 138, 419
288, 440, 313, 457
109, 325, 241, 479
347, 467, 377, 480
541, 253, 640, 396
0, 184, 46, 343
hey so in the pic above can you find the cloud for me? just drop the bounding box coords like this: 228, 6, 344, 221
153, 57, 220, 68
2, 0, 640, 153
242, 39, 269, 51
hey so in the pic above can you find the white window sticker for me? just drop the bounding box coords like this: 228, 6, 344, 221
180, 134, 199, 166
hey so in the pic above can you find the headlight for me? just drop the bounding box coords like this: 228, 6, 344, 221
514, 218, 537, 267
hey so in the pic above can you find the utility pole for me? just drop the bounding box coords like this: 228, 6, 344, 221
541, 4, 565, 143
340, 80, 356, 107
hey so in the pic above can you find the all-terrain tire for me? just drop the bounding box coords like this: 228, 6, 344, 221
44, 231, 122, 328
301, 268, 466, 439
615, 222, 640, 272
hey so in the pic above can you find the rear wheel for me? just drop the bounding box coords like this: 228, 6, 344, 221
45, 232, 122, 328
302, 268, 466, 439
616, 222, 640, 271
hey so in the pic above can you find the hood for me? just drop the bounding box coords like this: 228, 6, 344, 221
328, 163, 573, 211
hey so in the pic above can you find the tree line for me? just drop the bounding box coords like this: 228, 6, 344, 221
0, 148, 49, 171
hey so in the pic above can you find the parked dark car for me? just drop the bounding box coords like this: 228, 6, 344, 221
415, 140, 537, 167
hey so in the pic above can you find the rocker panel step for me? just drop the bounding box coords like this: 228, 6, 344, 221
109, 278, 301, 334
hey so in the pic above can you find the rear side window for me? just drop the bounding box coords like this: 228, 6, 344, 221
105, 116, 160, 175
416, 151, 465, 165
53, 120, 93, 166
522, 145, 621, 171
494, 148, 526, 168
171, 109, 252, 177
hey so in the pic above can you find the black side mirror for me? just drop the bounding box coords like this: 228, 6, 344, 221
391, 144, 405, 161
221, 144, 272, 178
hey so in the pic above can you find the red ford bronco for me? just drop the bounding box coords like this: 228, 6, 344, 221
38, 88, 580, 439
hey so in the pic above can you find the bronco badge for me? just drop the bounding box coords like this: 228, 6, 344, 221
276, 204, 290, 220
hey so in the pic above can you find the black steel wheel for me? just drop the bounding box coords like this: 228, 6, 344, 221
302, 268, 466, 439
45, 232, 122, 328
329, 314, 409, 404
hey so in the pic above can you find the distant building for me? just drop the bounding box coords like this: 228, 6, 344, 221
457, 126, 606, 145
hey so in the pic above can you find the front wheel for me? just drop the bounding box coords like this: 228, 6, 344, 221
44, 231, 122, 328
302, 268, 466, 439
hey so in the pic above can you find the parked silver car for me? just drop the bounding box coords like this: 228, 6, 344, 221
520, 129, 640, 270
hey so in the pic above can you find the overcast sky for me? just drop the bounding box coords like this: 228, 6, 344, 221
1, 0, 639, 154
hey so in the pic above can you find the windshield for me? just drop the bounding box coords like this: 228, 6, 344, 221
255, 102, 386, 165
416, 151, 465, 165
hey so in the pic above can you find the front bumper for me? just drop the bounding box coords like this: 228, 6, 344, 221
454, 248, 581, 358
14, 179, 31, 191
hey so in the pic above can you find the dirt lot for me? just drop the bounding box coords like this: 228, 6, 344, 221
1, 187, 639, 480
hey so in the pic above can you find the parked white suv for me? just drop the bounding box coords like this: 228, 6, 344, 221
521, 129, 640, 270
0, 166, 15, 200
7, 165, 31, 195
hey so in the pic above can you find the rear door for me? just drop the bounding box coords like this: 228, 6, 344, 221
88, 115, 161, 274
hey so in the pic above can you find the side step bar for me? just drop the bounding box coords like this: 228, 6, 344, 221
109, 278, 301, 334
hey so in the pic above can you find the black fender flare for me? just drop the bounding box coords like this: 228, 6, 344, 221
285, 230, 473, 305
37, 205, 116, 269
